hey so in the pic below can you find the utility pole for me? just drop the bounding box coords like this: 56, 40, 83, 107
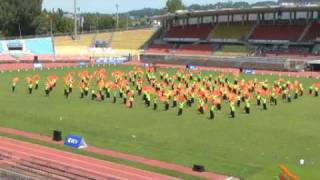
74, 0, 78, 40
116, 3, 119, 29
18, 23, 22, 39
126, 13, 129, 31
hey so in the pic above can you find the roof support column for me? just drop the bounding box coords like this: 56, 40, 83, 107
273, 12, 276, 24
197, 17, 200, 27
227, 14, 230, 25
182, 18, 185, 28
231, 14, 234, 23
242, 14, 245, 25
318, 11, 320, 20
246, 13, 249, 22
306, 11, 309, 24
289, 11, 292, 24
211, 16, 214, 25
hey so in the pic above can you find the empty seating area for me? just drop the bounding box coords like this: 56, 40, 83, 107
147, 44, 173, 53
250, 24, 306, 41
111, 28, 156, 49
210, 24, 253, 39
164, 24, 214, 39
54, 33, 95, 46
220, 45, 250, 53
176, 44, 213, 55
54, 28, 156, 50
303, 22, 320, 41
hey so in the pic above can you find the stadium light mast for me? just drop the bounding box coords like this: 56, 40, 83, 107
74, 0, 78, 40
126, 13, 129, 31
18, 23, 22, 39
116, 3, 119, 29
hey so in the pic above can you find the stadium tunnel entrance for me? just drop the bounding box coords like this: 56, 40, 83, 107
307, 60, 320, 71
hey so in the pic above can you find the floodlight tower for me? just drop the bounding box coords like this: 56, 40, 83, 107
74, 0, 78, 40
116, 3, 119, 29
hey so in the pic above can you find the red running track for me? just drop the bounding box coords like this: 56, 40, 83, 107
0, 127, 235, 180
0, 137, 177, 180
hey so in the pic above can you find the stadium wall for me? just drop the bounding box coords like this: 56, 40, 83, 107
140, 53, 306, 71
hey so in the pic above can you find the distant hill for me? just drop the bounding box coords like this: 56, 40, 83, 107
278, 0, 320, 4
127, 8, 164, 18
126, 1, 279, 18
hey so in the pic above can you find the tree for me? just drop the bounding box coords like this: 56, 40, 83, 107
0, 0, 42, 36
165, 0, 184, 13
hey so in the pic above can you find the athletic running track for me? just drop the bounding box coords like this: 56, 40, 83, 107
0, 136, 178, 180
0, 127, 238, 180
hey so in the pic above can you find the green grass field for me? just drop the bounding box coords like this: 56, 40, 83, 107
0, 65, 319, 180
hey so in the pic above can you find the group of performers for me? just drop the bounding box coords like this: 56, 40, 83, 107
11, 66, 320, 119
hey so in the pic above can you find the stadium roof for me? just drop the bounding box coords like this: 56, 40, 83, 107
152, 5, 320, 20
278, 0, 320, 4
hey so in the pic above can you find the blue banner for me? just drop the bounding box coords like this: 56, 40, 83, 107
243, 69, 255, 75
64, 134, 87, 149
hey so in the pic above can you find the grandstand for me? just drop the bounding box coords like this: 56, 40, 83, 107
143, 5, 320, 71
54, 28, 155, 50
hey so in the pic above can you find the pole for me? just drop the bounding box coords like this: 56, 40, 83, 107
18, 23, 22, 39
50, 18, 53, 37
116, 4, 119, 29
126, 13, 129, 31
74, 0, 78, 40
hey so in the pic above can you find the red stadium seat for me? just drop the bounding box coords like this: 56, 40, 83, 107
175, 44, 213, 55
164, 24, 214, 39
303, 22, 320, 41
250, 24, 305, 41
147, 44, 173, 53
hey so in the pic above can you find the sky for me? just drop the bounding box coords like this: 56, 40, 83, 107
42, 0, 264, 13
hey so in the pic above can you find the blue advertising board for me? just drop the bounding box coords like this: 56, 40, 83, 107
243, 69, 255, 75
64, 134, 87, 149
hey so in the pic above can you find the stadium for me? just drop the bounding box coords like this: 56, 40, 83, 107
0, 0, 319, 180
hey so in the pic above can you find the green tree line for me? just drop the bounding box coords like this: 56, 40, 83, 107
0, 0, 130, 37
